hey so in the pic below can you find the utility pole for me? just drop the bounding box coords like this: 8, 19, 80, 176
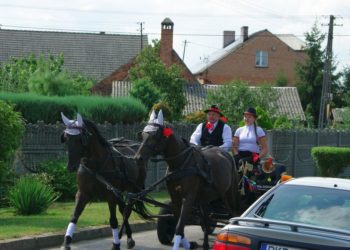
318, 15, 335, 129
182, 40, 188, 61
137, 22, 145, 51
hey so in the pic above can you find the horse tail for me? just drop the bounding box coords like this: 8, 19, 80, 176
132, 198, 153, 220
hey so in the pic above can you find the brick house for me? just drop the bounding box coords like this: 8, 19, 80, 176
192, 27, 306, 85
92, 18, 198, 95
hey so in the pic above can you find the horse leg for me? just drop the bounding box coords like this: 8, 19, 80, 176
224, 180, 240, 217
108, 200, 122, 250
61, 191, 89, 250
172, 197, 196, 250
199, 205, 210, 250
117, 200, 135, 249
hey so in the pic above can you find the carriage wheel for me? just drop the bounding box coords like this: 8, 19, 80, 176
157, 201, 176, 245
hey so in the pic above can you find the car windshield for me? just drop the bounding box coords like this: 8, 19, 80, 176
253, 184, 350, 231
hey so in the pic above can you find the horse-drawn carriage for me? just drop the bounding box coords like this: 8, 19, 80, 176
152, 152, 287, 246
60, 111, 288, 250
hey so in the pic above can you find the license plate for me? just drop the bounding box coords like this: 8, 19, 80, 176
261, 243, 304, 250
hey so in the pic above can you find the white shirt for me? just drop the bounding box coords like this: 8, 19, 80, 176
234, 124, 265, 153
190, 121, 232, 152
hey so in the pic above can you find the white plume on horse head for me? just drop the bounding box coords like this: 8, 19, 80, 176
76, 113, 83, 127
149, 110, 156, 123
61, 112, 71, 126
144, 109, 164, 132
61, 112, 83, 135
157, 109, 164, 125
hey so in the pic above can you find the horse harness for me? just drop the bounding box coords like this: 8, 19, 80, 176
74, 126, 143, 198
150, 144, 212, 185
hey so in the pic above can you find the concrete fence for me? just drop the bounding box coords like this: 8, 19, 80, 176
16, 123, 350, 188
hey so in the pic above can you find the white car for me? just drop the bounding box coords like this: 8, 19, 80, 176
213, 177, 350, 250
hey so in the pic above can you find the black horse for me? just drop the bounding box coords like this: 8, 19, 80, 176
134, 110, 240, 250
60, 113, 149, 250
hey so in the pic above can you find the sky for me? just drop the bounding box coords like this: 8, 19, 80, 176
1, 0, 350, 72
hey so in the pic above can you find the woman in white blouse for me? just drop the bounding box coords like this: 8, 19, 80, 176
232, 107, 268, 167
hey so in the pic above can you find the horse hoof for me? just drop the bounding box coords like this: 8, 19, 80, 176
127, 238, 135, 249
61, 236, 72, 249
111, 243, 121, 250
189, 241, 198, 249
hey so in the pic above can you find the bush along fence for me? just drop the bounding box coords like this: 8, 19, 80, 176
311, 146, 350, 177
16, 123, 350, 187
267, 130, 350, 177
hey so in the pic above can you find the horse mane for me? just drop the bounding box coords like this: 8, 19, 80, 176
83, 119, 110, 147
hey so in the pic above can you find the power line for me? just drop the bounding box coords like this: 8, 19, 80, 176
5, 24, 350, 39
2, 3, 350, 19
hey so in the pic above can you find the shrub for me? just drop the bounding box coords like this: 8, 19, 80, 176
275, 70, 288, 87
311, 146, 350, 177
36, 160, 77, 201
183, 111, 206, 124
0, 100, 24, 206
0, 92, 147, 124
151, 102, 173, 122
8, 175, 60, 215
0, 100, 25, 161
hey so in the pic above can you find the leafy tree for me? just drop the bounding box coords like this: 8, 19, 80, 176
207, 81, 279, 127
336, 66, 350, 107
275, 70, 288, 87
295, 23, 325, 126
129, 40, 186, 119
129, 78, 161, 110
0, 53, 93, 96
295, 22, 340, 126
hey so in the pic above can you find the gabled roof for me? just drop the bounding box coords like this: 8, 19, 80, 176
191, 29, 305, 74
92, 47, 198, 95
0, 29, 147, 80
111, 81, 305, 119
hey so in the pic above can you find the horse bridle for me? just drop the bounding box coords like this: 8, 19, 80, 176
139, 123, 169, 155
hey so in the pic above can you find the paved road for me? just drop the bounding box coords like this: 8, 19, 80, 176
43, 226, 218, 250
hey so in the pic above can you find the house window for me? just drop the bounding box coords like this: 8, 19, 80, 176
256, 51, 268, 67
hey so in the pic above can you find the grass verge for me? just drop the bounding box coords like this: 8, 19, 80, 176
0, 191, 170, 240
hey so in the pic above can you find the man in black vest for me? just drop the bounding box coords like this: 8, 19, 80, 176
190, 105, 232, 151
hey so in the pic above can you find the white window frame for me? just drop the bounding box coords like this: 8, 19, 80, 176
256, 50, 268, 67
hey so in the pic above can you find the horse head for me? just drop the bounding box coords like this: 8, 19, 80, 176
61, 112, 91, 172
135, 109, 173, 163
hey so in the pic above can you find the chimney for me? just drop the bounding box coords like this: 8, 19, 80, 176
241, 26, 248, 42
160, 17, 174, 66
223, 31, 235, 48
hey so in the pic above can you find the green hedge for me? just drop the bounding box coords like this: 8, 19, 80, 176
311, 146, 350, 177
0, 92, 147, 124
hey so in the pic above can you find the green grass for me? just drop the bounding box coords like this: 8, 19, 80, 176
0, 191, 170, 240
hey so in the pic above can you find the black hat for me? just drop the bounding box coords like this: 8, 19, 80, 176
243, 107, 257, 117
204, 105, 223, 116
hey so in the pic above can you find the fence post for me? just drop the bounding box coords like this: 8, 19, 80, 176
292, 131, 297, 177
